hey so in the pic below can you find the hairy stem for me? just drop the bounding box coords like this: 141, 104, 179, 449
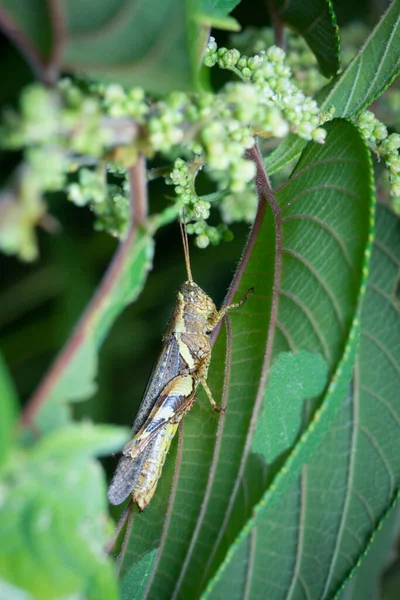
46, 0, 66, 82
267, 0, 285, 50
211, 140, 273, 344
203, 140, 282, 585
0, 1, 66, 85
21, 157, 148, 428
0, 8, 49, 83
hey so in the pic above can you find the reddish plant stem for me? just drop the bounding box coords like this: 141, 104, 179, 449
116, 503, 135, 575
46, 0, 66, 83
21, 157, 148, 428
211, 141, 272, 344
0, 8, 49, 83
202, 140, 283, 585
267, 0, 285, 49
106, 503, 132, 555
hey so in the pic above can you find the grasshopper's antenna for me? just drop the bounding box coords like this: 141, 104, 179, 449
179, 211, 193, 283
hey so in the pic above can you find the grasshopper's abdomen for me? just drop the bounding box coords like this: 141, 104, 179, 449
133, 422, 179, 511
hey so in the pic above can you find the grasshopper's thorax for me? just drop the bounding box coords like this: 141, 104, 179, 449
174, 281, 217, 334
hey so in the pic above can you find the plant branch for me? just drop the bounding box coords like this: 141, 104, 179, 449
205, 140, 283, 582
46, 0, 66, 83
106, 503, 132, 555
20, 157, 148, 428
267, 0, 285, 49
0, 8, 50, 84
211, 141, 273, 344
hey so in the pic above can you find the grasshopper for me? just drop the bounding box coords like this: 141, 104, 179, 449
108, 220, 252, 510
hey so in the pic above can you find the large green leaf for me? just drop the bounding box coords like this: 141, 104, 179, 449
206, 203, 400, 599
266, 0, 400, 175
0, 352, 18, 468
275, 0, 340, 77
63, 0, 196, 93
0, 423, 127, 600
0, 0, 240, 92
116, 119, 374, 598
0, 0, 194, 92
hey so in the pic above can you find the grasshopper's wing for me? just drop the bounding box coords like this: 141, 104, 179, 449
132, 330, 182, 434
108, 442, 154, 505
108, 334, 182, 505
124, 375, 196, 458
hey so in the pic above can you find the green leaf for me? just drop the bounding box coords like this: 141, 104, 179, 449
0, 436, 120, 599
0, 353, 18, 468
194, 0, 240, 31
201, 120, 374, 598
204, 206, 400, 600
0, 0, 198, 93
121, 549, 158, 600
118, 119, 374, 598
252, 350, 328, 463
275, 0, 340, 77
119, 430, 183, 588
0, 578, 35, 600
30, 422, 130, 462
63, 0, 196, 93
208, 0, 241, 11
266, 0, 400, 174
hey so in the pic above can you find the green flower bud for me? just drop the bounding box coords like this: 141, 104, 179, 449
388, 156, 400, 174
204, 54, 217, 67
248, 55, 263, 70
194, 200, 211, 219
391, 181, 400, 197
311, 128, 327, 143
104, 84, 125, 102
374, 122, 388, 141
196, 234, 210, 249
241, 67, 252, 79
207, 36, 217, 53
267, 46, 286, 63
384, 133, 400, 152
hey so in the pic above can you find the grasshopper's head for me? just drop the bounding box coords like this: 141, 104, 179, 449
176, 281, 217, 333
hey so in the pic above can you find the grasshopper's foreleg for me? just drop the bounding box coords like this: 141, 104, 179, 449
208, 287, 254, 331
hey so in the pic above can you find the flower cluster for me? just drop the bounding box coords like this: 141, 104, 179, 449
357, 111, 400, 212
230, 27, 327, 96
67, 165, 130, 237
220, 189, 258, 225
167, 158, 234, 248
205, 37, 327, 142
0, 34, 329, 260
